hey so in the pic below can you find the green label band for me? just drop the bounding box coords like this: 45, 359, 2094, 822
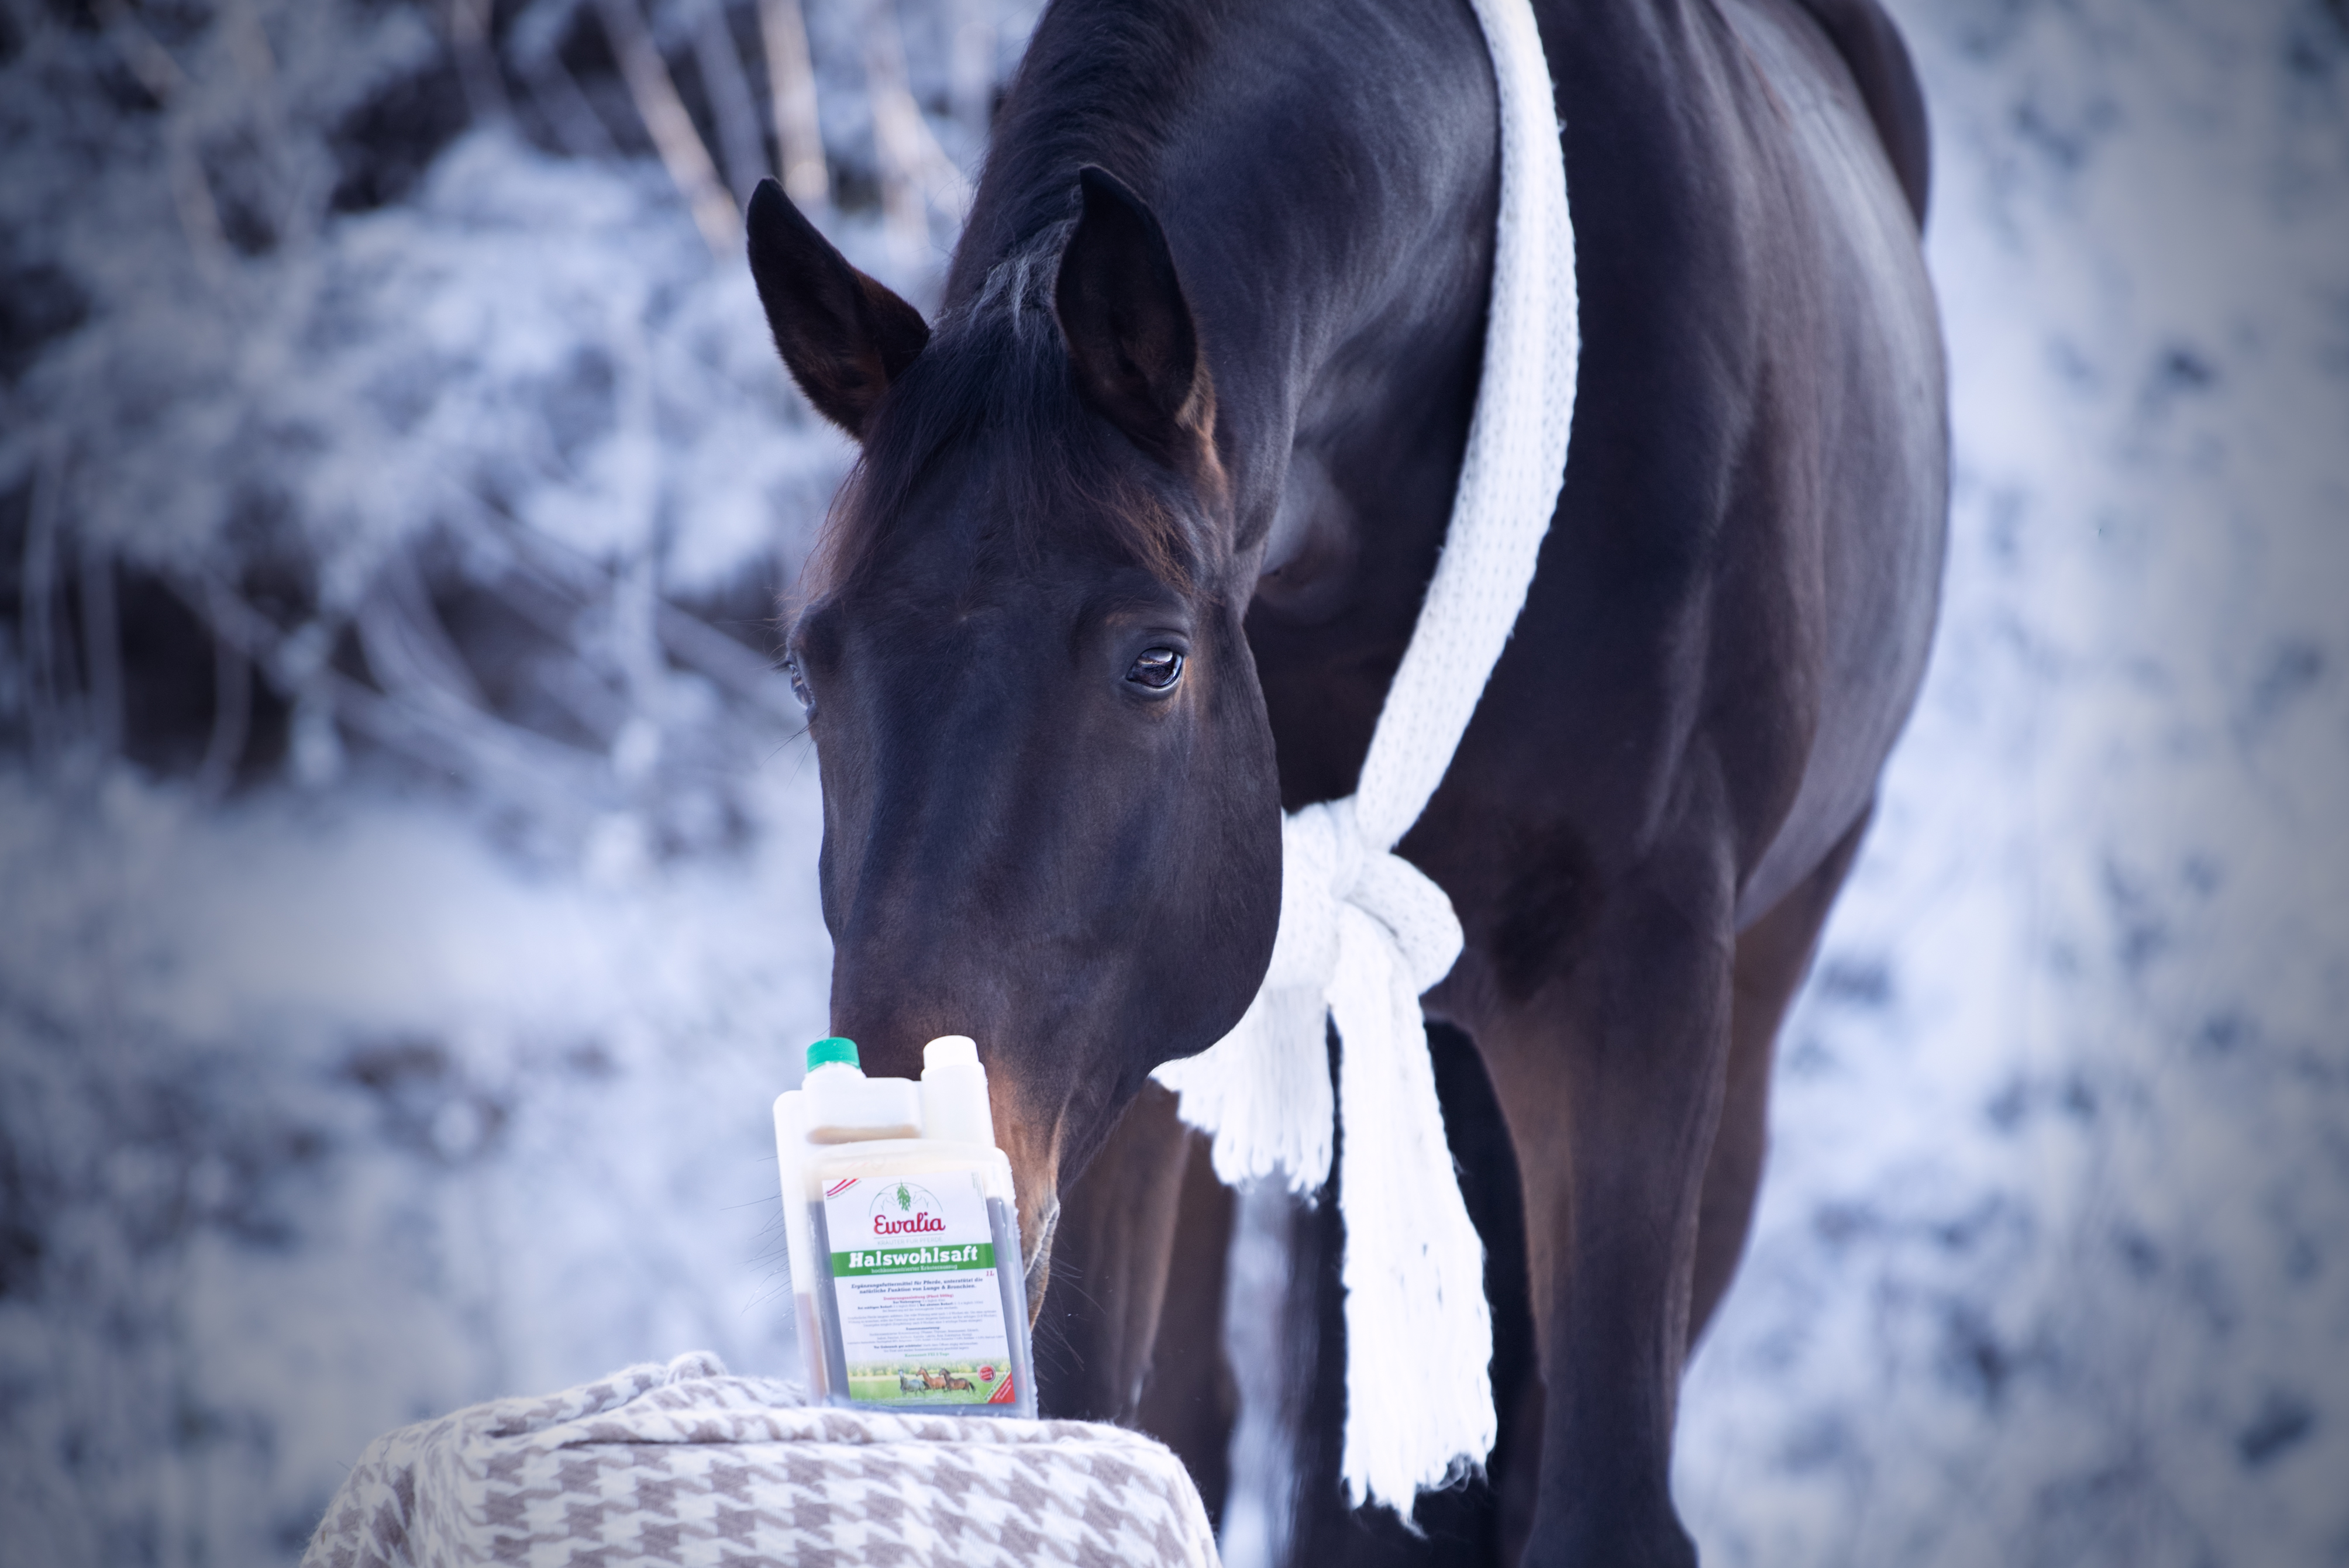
831, 1243, 996, 1277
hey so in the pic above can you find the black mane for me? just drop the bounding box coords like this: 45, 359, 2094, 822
943, 0, 1221, 305
800, 1, 1241, 603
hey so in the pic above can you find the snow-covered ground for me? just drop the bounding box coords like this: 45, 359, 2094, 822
0, 0, 2343, 1564
1678, 4, 2349, 1564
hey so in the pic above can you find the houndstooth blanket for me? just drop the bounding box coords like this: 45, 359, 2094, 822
302, 1352, 1220, 1567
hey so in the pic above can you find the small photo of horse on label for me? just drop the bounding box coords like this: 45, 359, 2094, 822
846, 1360, 1015, 1405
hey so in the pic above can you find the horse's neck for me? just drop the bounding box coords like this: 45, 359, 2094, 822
1170, 6, 1502, 556
956, 0, 1501, 563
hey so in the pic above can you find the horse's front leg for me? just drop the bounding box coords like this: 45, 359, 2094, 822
1463, 826, 1738, 1568
1033, 1082, 1196, 1424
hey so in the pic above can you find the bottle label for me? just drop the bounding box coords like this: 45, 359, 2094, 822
822, 1171, 1014, 1405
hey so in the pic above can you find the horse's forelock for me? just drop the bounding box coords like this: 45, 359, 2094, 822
956, 218, 1078, 339
792, 241, 1205, 609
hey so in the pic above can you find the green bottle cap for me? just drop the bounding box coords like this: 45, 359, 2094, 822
806, 1037, 860, 1071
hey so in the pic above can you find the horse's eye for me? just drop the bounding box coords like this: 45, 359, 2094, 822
1127, 647, 1184, 690
786, 659, 815, 716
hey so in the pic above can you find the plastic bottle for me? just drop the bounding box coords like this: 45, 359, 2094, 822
774, 1036, 1036, 1416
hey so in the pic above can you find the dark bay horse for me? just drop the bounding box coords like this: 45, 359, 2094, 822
748, 0, 1944, 1560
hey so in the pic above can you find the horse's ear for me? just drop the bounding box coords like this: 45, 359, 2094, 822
1055, 166, 1211, 464
747, 178, 929, 440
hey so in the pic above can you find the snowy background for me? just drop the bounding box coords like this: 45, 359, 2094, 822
0, 0, 2343, 1564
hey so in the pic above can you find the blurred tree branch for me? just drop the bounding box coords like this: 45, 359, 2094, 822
758, 0, 828, 206
594, 0, 739, 255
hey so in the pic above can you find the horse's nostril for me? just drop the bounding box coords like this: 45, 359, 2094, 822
1022, 1198, 1060, 1305
1023, 1198, 1060, 1271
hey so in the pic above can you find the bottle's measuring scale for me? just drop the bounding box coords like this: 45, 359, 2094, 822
774, 1036, 1036, 1415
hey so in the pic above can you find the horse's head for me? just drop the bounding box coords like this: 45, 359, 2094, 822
749, 169, 1281, 1312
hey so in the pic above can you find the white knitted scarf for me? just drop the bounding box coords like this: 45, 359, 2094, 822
1149, 0, 1577, 1514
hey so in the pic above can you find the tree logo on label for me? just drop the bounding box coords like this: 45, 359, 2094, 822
867, 1180, 947, 1237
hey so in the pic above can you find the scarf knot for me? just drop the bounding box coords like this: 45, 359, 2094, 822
1262, 799, 1465, 999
